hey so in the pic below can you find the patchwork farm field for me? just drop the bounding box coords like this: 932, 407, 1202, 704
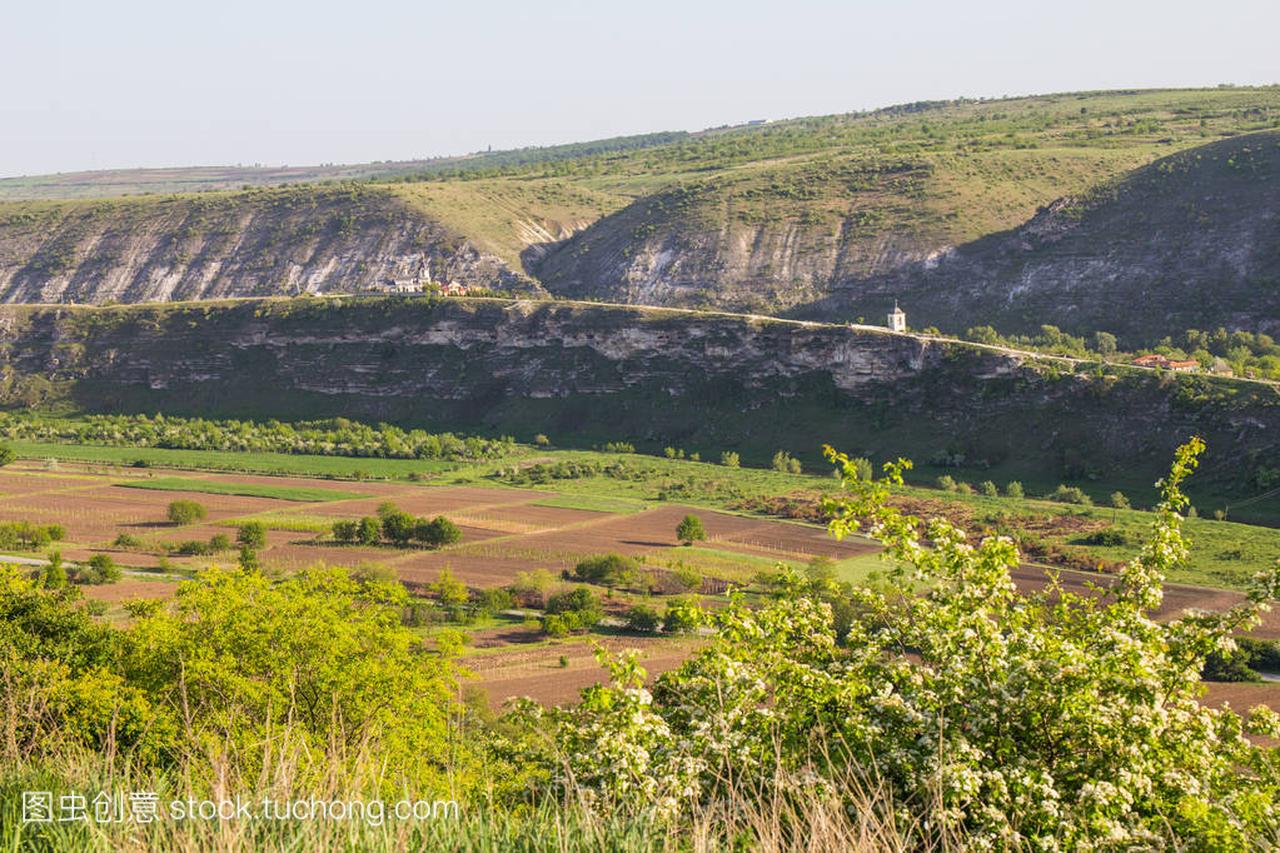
2, 454, 1277, 708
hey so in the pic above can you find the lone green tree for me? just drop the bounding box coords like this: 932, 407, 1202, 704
676, 514, 706, 546
83, 553, 121, 585
236, 521, 267, 550
166, 499, 207, 526
1094, 330, 1118, 358
41, 551, 67, 587
429, 567, 470, 609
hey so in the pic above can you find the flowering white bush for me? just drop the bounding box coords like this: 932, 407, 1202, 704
542, 439, 1280, 849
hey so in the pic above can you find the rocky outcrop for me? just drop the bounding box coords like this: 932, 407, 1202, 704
799, 132, 1280, 343
534, 132, 1280, 343
0, 298, 1275, 500
0, 185, 534, 304
531, 165, 944, 314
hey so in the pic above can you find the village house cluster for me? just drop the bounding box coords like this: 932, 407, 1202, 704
1130, 353, 1201, 373
375, 255, 469, 297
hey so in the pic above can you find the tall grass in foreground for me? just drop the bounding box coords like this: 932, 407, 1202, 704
2, 758, 954, 852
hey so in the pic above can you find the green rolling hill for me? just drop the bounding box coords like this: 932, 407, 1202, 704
1, 87, 1278, 345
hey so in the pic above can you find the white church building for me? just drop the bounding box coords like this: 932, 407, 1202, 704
887, 301, 907, 333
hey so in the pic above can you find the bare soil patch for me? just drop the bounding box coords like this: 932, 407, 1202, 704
81, 579, 180, 602
465, 635, 701, 709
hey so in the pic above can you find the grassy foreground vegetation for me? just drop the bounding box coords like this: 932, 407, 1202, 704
4, 440, 1279, 849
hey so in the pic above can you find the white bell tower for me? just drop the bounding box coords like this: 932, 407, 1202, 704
887, 300, 907, 333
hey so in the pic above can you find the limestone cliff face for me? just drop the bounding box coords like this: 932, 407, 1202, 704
0, 298, 1275, 496
531, 172, 943, 314
536, 133, 1280, 342
0, 298, 988, 400
799, 132, 1280, 342
0, 185, 532, 304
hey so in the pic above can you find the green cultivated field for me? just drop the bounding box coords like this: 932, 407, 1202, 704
119, 476, 370, 502
530, 493, 650, 514
11, 441, 454, 480
14, 436, 1280, 592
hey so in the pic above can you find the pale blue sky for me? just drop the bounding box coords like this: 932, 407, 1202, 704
4, 0, 1277, 176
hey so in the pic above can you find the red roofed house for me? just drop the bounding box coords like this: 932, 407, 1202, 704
1131, 353, 1200, 373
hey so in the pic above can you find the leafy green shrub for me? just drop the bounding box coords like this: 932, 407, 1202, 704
571, 553, 639, 587
625, 604, 662, 632
1004, 481, 1025, 498
671, 562, 702, 593
511, 568, 556, 607
598, 441, 635, 454
935, 475, 957, 492
236, 521, 267, 550
357, 517, 382, 546
209, 533, 232, 551
538, 440, 1280, 847
237, 545, 260, 572
476, 587, 515, 615
542, 614, 571, 637
546, 587, 600, 617
166, 499, 207, 525
379, 505, 417, 545
1241, 637, 1280, 672
401, 601, 440, 628
81, 553, 121, 585
0, 412, 515, 462
0, 444, 15, 467
661, 596, 703, 634
1085, 528, 1128, 547
113, 532, 143, 548
415, 516, 462, 548
719, 451, 740, 468
331, 519, 360, 543
1202, 648, 1261, 682
979, 480, 999, 497
173, 540, 215, 556
0, 521, 66, 550
429, 567, 470, 615
1047, 484, 1093, 505
772, 451, 801, 474
1204, 637, 1280, 681
542, 587, 603, 635
40, 552, 67, 588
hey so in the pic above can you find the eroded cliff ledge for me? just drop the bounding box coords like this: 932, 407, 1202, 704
0, 297, 1274, 495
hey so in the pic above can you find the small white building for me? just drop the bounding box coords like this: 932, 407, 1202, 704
887, 301, 907, 333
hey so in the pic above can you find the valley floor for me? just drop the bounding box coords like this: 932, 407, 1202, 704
3, 450, 1276, 712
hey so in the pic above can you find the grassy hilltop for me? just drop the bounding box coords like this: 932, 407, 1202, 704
3, 88, 1279, 344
